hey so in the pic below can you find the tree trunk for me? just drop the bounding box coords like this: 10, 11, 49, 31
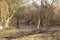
37, 18, 40, 29
5, 21, 9, 28
17, 19, 19, 28
2, 19, 10, 29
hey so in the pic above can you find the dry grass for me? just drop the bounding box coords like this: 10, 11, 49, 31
11, 33, 60, 40
0, 28, 60, 40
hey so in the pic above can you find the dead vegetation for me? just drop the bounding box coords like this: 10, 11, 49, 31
0, 28, 60, 40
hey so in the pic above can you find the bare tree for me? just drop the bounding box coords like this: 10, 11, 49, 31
0, 0, 19, 29
37, 0, 58, 30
